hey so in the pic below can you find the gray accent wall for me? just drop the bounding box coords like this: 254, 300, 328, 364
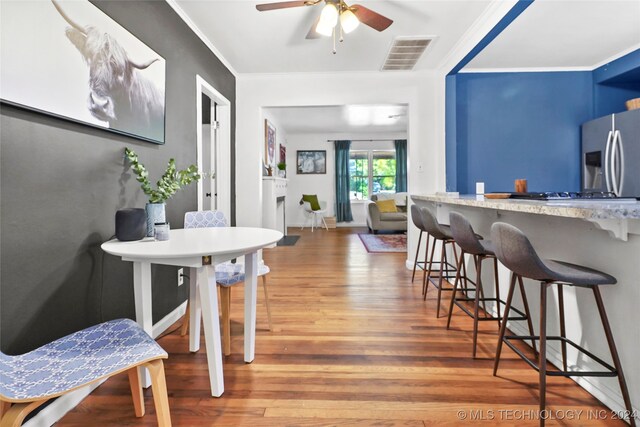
0, 1, 235, 354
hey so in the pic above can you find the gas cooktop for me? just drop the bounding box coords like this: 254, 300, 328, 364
510, 192, 638, 202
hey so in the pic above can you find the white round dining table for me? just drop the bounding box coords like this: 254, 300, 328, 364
102, 227, 283, 397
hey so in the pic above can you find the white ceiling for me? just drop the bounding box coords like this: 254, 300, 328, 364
173, 3, 640, 138
174, 0, 492, 73
465, 0, 640, 70
266, 104, 408, 134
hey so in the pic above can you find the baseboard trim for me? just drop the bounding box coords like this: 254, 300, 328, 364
23, 301, 188, 427
152, 300, 187, 339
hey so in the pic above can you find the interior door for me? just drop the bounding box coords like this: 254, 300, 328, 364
196, 76, 230, 221
616, 109, 640, 197
200, 94, 216, 210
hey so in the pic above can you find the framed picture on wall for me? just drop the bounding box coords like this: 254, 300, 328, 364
265, 119, 276, 165
279, 144, 286, 164
0, 0, 166, 144
297, 150, 326, 174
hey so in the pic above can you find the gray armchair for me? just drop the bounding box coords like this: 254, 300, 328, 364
366, 193, 408, 233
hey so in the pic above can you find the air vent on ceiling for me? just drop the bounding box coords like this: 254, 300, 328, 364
382, 37, 433, 71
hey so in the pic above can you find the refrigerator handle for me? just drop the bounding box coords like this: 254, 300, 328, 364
604, 130, 613, 193
616, 130, 624, 196
611, 130, 619, 196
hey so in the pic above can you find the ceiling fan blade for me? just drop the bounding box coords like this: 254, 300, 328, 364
350, 4, 393, 31
255, 1, 310, 11
305, 14, 322, 39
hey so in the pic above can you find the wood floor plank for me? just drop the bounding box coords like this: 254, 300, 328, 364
57, 228, 625, 426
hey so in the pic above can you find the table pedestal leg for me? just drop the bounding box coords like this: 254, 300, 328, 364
244, 252, 258, 363
133, 261, 152, 388
188, 267, 202, 352
197, 265, 225, 397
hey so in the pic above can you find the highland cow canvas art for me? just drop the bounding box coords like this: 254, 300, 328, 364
0, 0, 166, 144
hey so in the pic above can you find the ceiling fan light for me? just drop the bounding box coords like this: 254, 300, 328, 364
340, 9, 359, 33
316, 4, 338, 37
318, 3, 338, 28
316, 20, 334, 37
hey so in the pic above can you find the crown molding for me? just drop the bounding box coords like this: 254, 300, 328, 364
591, 43, 640, 70
165, 0, 239, 77
460, 66, 593, 73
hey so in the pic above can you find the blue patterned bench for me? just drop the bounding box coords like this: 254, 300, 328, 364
0, 318, 171, 426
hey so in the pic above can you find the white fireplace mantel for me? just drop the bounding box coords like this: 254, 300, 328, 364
263, 177, 287, 236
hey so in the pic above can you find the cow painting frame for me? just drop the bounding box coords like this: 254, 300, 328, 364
0, 0, 166, 144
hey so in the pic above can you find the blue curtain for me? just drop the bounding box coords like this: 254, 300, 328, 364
395, 139, 407, 192
334, 140, 353, 222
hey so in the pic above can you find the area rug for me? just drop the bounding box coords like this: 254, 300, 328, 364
358, 234, 407, 253
277, 235, 300, 246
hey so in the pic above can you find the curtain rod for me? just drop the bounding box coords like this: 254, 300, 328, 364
326, 139, 400, 142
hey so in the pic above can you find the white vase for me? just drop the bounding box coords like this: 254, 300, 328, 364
145, 202, 166, 237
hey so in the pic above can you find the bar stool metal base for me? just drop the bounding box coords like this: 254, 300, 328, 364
494, 280, 636, 427
412, 231, 457, 285
447, 252, 536, 358
423, 238, 459, 318
503, 335, 619, 377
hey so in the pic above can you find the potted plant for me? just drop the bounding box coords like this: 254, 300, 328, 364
125, 147, 200, 236
276, 162, 286, 178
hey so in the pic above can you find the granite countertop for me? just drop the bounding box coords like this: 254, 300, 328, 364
411, 194, 640, 220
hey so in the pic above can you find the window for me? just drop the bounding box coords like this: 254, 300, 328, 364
349, 150, 396, 200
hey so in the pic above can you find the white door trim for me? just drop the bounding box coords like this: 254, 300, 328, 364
196, 75, 231, 218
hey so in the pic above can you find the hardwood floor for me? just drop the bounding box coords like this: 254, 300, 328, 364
58, 228, 624, 426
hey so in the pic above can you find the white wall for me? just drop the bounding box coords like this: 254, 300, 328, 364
284, 132, 335, 227
236, 71, 441, 262
284, 132, 406, 227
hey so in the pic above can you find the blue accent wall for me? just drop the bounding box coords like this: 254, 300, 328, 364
593, 49, 640, 117
445, 75, 458, 191
443, 1, 640, 195
453, 72, 593, 194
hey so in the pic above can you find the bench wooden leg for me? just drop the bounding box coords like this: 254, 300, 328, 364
145, 359, 172, 427
128, 367, 145, 417
220, 286, 232, 356
0, 401, 10, 420
0, 400, 46, 427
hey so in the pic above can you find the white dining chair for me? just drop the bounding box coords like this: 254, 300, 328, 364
181, 210, 272, 356
301, 201, 329, 232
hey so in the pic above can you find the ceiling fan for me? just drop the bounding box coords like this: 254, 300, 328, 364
255, 0, 393, 53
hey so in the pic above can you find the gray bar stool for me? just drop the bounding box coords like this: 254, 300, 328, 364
417, 206, 458, 317
491, 222, 635, 427
447, 212, 535, 358
410, 204, 431, 284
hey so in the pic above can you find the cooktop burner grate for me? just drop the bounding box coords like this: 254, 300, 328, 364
510, 192, 637, 202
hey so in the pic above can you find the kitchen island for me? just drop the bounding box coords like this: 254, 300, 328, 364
412, 194, 640, 418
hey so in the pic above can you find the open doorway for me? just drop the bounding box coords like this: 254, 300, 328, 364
196, 75, 231, 220
263, 104, 409, 252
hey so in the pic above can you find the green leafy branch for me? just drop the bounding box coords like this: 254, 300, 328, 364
125, 147, 200, 204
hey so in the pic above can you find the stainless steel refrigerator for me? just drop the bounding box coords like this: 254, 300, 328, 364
582, 109, 640, 197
